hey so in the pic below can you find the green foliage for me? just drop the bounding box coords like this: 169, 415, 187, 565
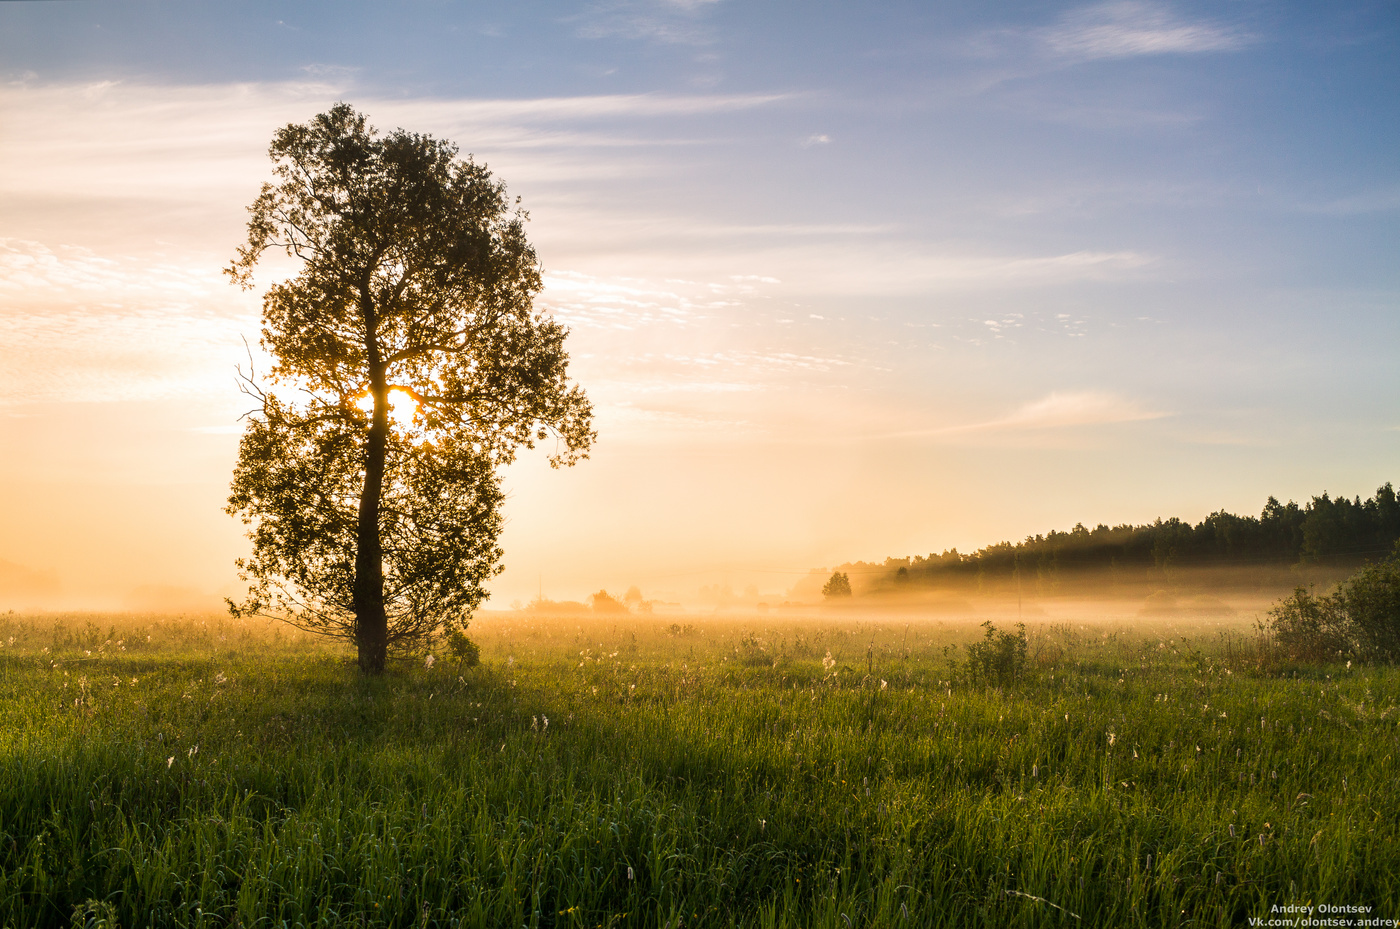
225, 104, 594, 669
821, 571, 852, 599
228, 400, 505, 650
69, 900, 118, 929
1265, 545, 1400, 663
1264, 587, 1352, 663
1339, 548, 1400, 661
963, 620, 1028, 683
445, 627, 480, 668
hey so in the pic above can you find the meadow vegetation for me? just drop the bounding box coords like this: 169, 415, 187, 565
0, 607, 1396, 928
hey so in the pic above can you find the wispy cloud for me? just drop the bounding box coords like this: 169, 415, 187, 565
950, 1, 1252, 104
987, 390, 1169, 429
0, 238, 221, 303
1302, 184, 1400, 216
398, 91, 789, 122
572, 0, 726, 46
892, 390, 1171, 440
0, 81, 791, 205
1040, 2, 1250, 62
0, 239, 251, 404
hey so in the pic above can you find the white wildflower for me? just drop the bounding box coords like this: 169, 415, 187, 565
167, 757, 174, 768
424, 654, 435, 669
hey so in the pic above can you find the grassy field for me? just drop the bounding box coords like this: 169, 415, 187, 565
0, 608, 1396, 928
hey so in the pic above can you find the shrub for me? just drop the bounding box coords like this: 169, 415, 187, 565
1263, 545, 1400, 664
1265, 586, 1352, 663
590, 590, 628, 614
446, 628, 480, 669
965, 620, 1027, 684
1340, 552, 1400, 661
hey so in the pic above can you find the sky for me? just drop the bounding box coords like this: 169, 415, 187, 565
0, 0, 1397, 610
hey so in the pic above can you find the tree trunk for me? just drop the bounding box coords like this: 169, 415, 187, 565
354, 292, 389, 673
354, 391, 389, 672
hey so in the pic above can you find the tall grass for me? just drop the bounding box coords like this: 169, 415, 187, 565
0, 610, 1395, 927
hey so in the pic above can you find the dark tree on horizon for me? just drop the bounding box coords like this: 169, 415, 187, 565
835, 482, 1400, 597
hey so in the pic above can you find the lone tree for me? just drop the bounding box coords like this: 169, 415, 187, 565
226, 104, 594, 673
822, 571, 852, 599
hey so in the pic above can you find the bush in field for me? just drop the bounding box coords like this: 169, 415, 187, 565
1340, 549, 1400, 661
1265, 544, 1400, 663
446, 627, 480, 669
1265, 587, 1352, 662
589, 590, 628, 614
965, 620, 1027, 684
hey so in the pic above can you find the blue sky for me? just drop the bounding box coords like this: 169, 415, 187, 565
1, 1, 1396, 607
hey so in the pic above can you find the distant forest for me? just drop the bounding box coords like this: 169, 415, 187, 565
841, 483, 1400, 596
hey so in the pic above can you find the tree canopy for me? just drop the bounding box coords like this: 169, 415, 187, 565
226, 104, 593, 672
822, 572, 852, 599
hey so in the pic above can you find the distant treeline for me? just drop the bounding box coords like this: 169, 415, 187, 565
844, 483, 1400, 595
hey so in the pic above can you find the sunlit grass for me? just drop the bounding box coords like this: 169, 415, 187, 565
0, 610, 1395, 927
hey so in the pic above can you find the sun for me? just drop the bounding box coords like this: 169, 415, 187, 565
355, 388, 419, 433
